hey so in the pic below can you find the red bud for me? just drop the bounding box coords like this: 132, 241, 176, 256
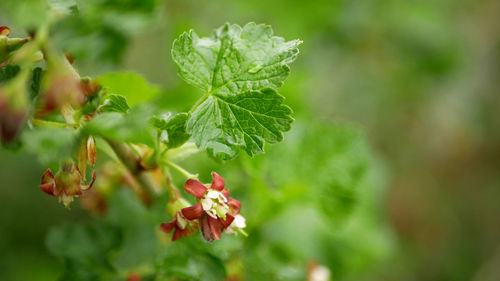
0, 26, 10, 37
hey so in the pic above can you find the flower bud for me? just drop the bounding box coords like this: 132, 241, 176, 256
0, 26, 30, 63
77, 137, 88, 181
87, 135, 97, 167
37, 49, 84, 116
126, 273, 142, 281
0, 91, 27, 144
0, 67, 30, 144
0, 26, 10, 37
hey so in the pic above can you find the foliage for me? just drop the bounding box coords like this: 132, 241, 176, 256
0, 0, 400, 281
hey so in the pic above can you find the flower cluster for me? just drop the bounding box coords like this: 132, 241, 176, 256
161, 172, 246, 242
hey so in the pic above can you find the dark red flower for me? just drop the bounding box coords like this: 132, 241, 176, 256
39, 162, 96, 207
181, 172, 242, 242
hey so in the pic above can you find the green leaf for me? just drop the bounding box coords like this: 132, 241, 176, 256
100, 94, 130, 113
106, 189, 159, 271
96, 72, 159, 106
21, 127, 80, 166
46, 222, 122, 280
151, 112, 190, 148
82, 105, 155, 146
157, 241, 227, 281
259, 122, 370, 224
0, 0, 48, 28
0, 64, 20, 83
172, 23, 301, 159
188, 88, 293, 159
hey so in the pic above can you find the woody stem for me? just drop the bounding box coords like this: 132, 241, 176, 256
105, 138, 158, 203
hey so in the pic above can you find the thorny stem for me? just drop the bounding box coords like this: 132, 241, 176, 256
105, 138, 159, 203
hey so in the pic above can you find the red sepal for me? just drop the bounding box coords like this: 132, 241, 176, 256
181, 203, 204, 220
160, 221, 176, 234
220, 213, 234, 229
39, 182, 55, 196
207, 215, 222, 241
227, 198, 241, 214
41, 169, 55, 184
184, 179, 207, 198
221, 188, 229, 199
200, 214, 221, 242
172, 227, 183, 241
210, 172, 225, 191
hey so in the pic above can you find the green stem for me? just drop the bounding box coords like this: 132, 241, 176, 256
163, 167, 180, 201
31, 118, 78, 128
162, 160, 198, 180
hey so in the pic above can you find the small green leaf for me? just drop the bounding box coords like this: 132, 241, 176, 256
96, 72, 159, 106
172, 23, 301, 159
152, 112, 190, 149
100, 94, 130, 113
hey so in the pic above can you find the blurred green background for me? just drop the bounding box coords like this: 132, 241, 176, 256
1, 0, 500, 280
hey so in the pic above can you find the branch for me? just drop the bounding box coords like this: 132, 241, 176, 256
105, 138, 159, 203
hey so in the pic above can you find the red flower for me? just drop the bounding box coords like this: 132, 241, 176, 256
39, 162, 96, 207
181, 172, 242, 242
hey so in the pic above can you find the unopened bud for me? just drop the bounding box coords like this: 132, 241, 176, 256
77, 137, 88, 181
0, 26, 10, 36
0, 67, 30, 144
37, 49, 83, 116
0, 27, 30, 63
87, 135, 97, 167
126, 273, 142, 281
60, 103, 76, 123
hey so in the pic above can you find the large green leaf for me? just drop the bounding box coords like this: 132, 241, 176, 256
172, 23, 301, 159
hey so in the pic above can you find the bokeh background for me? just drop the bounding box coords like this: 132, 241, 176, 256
1, 0, 500, 280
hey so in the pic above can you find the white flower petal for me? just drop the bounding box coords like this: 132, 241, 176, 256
206, 190, 220, 199
176, 213, 188, 229
234, 214, 246, 228
201, 198, 213, 211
